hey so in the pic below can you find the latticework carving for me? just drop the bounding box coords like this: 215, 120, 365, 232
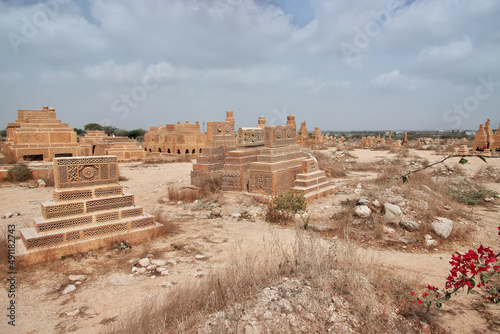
82, 223, 128, 238
95, 186, 122, 198
42, 202, 84, 219
37, 216, 92, 232
53, 189, 93, 202
86, 195, 134, 213
26, 234, 64, 249
131, 217, 155, 229
66, 231, 80, 241
96, 212, 120, 223
121, 207, 143, 218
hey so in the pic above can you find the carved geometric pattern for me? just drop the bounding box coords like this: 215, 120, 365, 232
26, 234, 64, 249
96, 212, 119, 223
82, 223, 128, 238
54, 189, 93, 202
38, 216, 92, 232
56, 133, 66, 142
131, 217, 155, 229
95, 186, 122, 198
80, 165, 99, 181
43, 202, 84, 219
67, 166, 79, 181
121, 207, 143, 219
20, 133, 30, 142
66, 231, 80, 241
35, 134, 45, 142
85, 195, 134, 213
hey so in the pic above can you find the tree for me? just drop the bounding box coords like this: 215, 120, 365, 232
126, 129, 146, 139
84, 123, 104, 131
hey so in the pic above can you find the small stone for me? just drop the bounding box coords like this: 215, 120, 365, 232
425, 238, 438, 247
383, 226, 395, 234
75, 281, 82, 285
37, 179, 46, 188
147, 265, 157, 271
151, 259, 167, 266
194, 272, 203, 278
156, 267, 167, 272
432, 217, 453, 239
132, 266, 138, 273
232, 212, 241, 218
354, 205, 371, 218
400, 220, 420, 232
177, 201, 184, 205
4, 212, 14, 219
263, 311, 273, 319
195, 254, 206, 260
356, 197, 370, 206
160, 270, 169, 276
138, 258, 150, 267
68, 275, 87, 282
484, 197, 492, 202
150, 275, 156, 278
65, 309, 79, 317
62, 285, 76, 295
372, 199, 381, 208
159, 281, 173, 287
384, 203, 402, 224
137, 267, 146, 274
387, 195, 405, 206
356, 183, 362, 189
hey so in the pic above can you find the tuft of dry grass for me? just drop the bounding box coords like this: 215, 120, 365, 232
310, 150, 347, 178
106, 230, 438, 334
167, 176, 222, 203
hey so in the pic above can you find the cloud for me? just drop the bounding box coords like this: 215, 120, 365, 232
370, 70, 425, 90
83, 60, 144, 83
418, 36, 474, 63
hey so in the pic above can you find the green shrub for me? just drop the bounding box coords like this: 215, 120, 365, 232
447, 180, 497, 205
7, 163, 32, 182
265, 190, 307, 223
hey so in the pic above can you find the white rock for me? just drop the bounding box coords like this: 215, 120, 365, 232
147, 265, 157, 270
400, 220, 420, 232
156, 267, 167, 272
383, 226, 395, 234
356, 183, 362, 189
62, 285, 76, 295
177, 201, 184, 205
138, 258, 150, 267
68, 275, 87, 282
151, 259, 167, 266
167, 259, 177, 266
354, 205, 371, 218
356, 197, 370, 206
195, 254, 206, 260
159, 281, 173, 287
232, 212, 241, 218
4, 212, 15, 219
431, 217, 453, 239
37, 179, 46, 188
425, 238, 438, 247
65, 309, 80, 317
137, 267, 146, 274
383, 203, 402, 224
372, 199, 381, 208
160, 270, 169, 276
194, 272, 203, 278
387, 195, 405, 206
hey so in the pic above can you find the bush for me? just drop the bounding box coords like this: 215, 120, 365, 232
265, 190, 307, 223
447, 180, 497, 205
7, 163, 32, 182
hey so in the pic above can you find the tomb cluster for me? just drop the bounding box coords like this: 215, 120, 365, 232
192, 112, 336, 200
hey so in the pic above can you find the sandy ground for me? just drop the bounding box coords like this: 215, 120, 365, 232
0, 149, 499, 333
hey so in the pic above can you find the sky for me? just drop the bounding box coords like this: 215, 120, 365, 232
0, 0, 499, 132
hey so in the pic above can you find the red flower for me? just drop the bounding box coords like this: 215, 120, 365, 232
411, 291, 415, 296
423, 292, 428, 297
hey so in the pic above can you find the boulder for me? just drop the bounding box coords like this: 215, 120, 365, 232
383, 203, 402, 224
354, 205, 371, 218
400, 220, 420, 232
431, 217, 453, 239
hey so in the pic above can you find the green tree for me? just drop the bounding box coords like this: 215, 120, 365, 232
84, 123, 104, 131
126, 129, 147, 139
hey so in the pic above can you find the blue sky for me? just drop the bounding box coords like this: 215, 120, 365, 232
0, 0, 499, 131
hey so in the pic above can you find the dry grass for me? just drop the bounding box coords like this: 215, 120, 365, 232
106, 230, 441, 334
143, 155, 192, 165
167, 176, 222, 203
311, 150, 347, 178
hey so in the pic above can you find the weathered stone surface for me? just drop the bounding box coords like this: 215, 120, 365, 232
356, 197, 370, 206
138, 258, 150, 267
372, 199, 381, 208
400, 220, 420, 232
37, 179, 46, 188
151, 259, 167, 266
431, 217, 453, 239
387, 195, 405, 206
62, 285, 76, 295
68, 275, 87, 282
383, 203, 402, 224
354, 205, 371, 218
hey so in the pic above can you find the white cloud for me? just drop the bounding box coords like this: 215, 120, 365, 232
418, 36, 474, 63
370, 70, 425, 90
83, 60, 144, 83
